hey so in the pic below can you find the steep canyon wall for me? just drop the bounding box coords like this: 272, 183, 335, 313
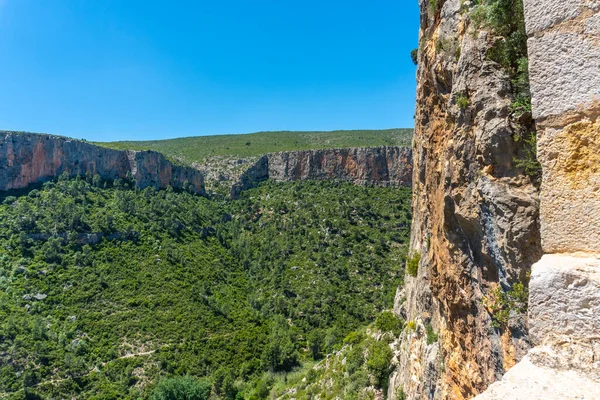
392, 0, 600, 399
230, 146, 412, 197
475, 1, 600, 398
0, 132, 205, 194
389, 1, 542, 399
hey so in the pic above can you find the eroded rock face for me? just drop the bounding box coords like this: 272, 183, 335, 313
523, 0, 600, 379
0, 132, 205, 194
388, 1, 542, 398
230, 146, 412, 198
475, 1, 600, 399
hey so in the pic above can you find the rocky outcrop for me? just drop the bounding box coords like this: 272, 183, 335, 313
0, 132, 205, 194
388, 1, 542, 399
230, 155, 269, 198
230, 146, 412, 198
475, 1, 600, 398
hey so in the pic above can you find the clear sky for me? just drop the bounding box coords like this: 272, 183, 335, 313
0, 0, 420, 142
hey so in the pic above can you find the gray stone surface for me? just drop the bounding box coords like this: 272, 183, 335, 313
527, 1, 600, 253
472, 356, 600, 400
528, 30, 600, 120
529, 255, 600, 345
524, 0, 599, 35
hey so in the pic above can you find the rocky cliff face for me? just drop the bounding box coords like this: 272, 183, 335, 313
230, 146, 412, 198
388, 1, 542, 399
0, 132, 205, 194
475, 1, 600, 398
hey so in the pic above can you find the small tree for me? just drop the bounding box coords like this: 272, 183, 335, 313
366, 340, 393, 388
150, 376, 211, 400
410, 48, 419, 65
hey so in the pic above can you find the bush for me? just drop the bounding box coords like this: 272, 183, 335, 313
425, 324, 439, 345
484, 282, 529, 328
397, 387, 407, 400
366, 340, 393, 388
513, 132, 541, 178
410, 48, 419, 65
150, 376, 211, 400
429, 0, 439, 16
456, 94, 470, 110
406, 252, 421, 277
343, 330, 365, 346
375, 311, 405, 336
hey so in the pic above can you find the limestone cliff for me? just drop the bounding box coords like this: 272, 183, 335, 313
475, 1, 600, 398
0, 132, 205, 194
388, 1, 542, 398
230, 146, 412, 198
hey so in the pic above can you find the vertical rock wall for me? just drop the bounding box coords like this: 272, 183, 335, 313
522, 0, 600, 381
525, 0, 600, 254
229, 147, 412, 198
0, 132, 205, 194
389, 1, 542, 399
474, 2, 600, 398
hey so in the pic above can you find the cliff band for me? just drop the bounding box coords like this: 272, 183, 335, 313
0, 132, 205, 195
230, 146, 412, 198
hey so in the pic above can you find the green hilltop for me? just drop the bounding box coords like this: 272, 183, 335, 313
97, 129, 413, 164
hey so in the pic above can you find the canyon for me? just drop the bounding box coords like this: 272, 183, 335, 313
0, 132, 413, 200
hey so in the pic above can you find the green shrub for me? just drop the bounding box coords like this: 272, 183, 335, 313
397, 387, 407, 400
406, 321, 416, 332
366, 340, 393, 388
456, 94, 470, 110
346, 343, 366, 375
429, 0, 439, 16
375, 311, 405, 336
150, 376, 211, 400
406, 252, 421, 277
425, 324, 439, 345
513, 132, 541, 178
485, 283, 529, 328
410, 48, 419, 65
343, 330, 365, 346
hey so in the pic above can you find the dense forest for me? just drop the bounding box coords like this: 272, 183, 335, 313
0, 175, 411, 399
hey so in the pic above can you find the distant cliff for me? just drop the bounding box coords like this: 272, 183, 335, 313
0, 132, 205, 194
230, 146, 412, 198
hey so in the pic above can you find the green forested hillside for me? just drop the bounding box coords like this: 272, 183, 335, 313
97, 129, 413, 164
0, 175, 411, 399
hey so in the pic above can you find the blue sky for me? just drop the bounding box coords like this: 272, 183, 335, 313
0, 1, 420, 142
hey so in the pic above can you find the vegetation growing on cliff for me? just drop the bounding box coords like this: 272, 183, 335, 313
470, 0, 541, 180
269, 318, 400, 400
0, 177, 411, 399
484, 283, 529, 328
406, 251, 421, 277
